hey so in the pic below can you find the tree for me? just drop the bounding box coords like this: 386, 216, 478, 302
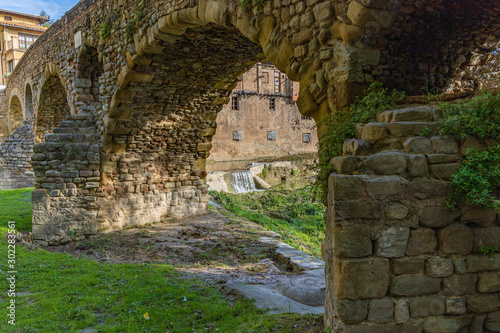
39, 10, 53, 27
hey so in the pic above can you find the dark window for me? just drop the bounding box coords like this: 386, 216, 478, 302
19, 33, 37, 50
8, 60, 14, 73
302, 133, 312, 143
261, 72, 269, 84
233, 130, 243, 141
4, 16, 12, 21
267, 130, 276, 141
269, 98, 276, 110
231, 96, 239, 110
301, 115, 313, 120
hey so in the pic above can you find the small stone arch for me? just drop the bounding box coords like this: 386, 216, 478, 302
8, 92, 24, 134
24, 83, 33, 120
35, 63, 72, 142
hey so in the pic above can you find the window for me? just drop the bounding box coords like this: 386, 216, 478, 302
19, 33, 37, 50
301, 115, 313, 120
4, 16, 12, 21
267, 130, 276, 141
302, 133, 312, 143
233, 130, 243, 141
261, 72, 269, 84
269, 98, 276, 111
8, 61, 14, 73
231, 96, 239, 110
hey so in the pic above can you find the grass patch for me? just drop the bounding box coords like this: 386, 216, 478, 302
210, 187, 325, 258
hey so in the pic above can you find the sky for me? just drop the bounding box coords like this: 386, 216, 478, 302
1, 0, 80, 21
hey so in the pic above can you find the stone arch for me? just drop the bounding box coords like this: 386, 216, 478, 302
35, 64, 72, 143
24, 83, 33, 120
8, 93, 24, 134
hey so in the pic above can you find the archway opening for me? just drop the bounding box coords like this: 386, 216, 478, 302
36, 75, 71, 142
8, 95, 23, 134
25, 84, 33, 120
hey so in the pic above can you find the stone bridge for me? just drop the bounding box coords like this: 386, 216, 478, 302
2, 0, 500, 330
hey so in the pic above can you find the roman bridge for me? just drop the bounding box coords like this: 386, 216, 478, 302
2, 0, 500, 330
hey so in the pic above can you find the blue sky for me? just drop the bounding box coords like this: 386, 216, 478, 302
1, 0, 80, 21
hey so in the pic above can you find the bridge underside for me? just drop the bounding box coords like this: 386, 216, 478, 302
2, 0, 500, 331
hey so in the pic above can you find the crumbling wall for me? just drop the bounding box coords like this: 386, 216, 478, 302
325, 104, 500, 331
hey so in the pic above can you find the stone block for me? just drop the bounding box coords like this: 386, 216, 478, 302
361, 122, 388, 141
375, 226, 410, 258
386, 122, 432, 137
333, 224, 372, 258
420, 207, 461, 228
404, 137, 432, 154
405, 179, 448, 199
407, 155, 428, 177
343, 139, 372, 156
330, 156, 358, 174
313, 1, 333, 21
474, 226, 500, 250
442, 274, 477, 296
394, 299, 410, 324
406, 228, 437, 256
467, 294, 500, 313
366, 176, 402, 198
390, 275, 441, 296
423, 316, 472, 333
334, 298, 367, 324
409, 296, 445, 317
466, 254, 500, 273
426, 257, 454, 277
364, 152, 407, 175
486, 312, 500, 332
384, 203, 409, 220
427, 154, 461, 164
333, 257, 390, 299
429, 163, 461, 179
446, 297, 466, 315
330, 174, 365, 200
368, 297, 394, 323
392, 257, 425, 275
431, 136, 458, 154
438, 224, 473, 255
478, 272, 500, 293
334, 201, 384, 220
462, 208, 497, 227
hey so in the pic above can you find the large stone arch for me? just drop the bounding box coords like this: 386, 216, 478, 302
24, 83, 34, 120
35, 64, 72, 143
8, 92, 24, 134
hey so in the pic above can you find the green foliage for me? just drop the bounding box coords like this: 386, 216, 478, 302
313, 81, 405, 203
478, 245, 500, 256
125, 7, 144, 38
66, 144, 82, 160
211, 187, 325, 258
291, 169, 299, 177
0, 188, 33, 232
100, 16, 112, 40
438, 92, 500, 209
261, 167, 269, 179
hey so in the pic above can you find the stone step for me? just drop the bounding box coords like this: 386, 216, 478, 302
376, 106, 442, 123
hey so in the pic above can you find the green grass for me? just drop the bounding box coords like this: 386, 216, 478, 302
210, 187, 325, 258
0, 188, 323, 332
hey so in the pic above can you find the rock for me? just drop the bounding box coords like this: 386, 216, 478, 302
330, 174, 365, 200
333, 257, 390, 299
392, 257, 425, 275
335, 299, 368, 324
405, 179, 448, 199
474, 226, 500, 250
335, 201, 384, 219
438, 224, 473, 255
331, 156, 358, 174
485, 312, 500, 332
466, 254, 500, 273
442, 274, 477, 296
423, 316, 471, 333
386, 122, 432, 137
409, 296, 445, 317
366, 176, 402, 198
394, 299, 410, 324
427, 154, 461, 164
384, 203, 409, 220
477, 272, 500, 293
406, 228, 437, 256
446, 297, 466, 315
429, 163, 461, 179
60, 237, 71, 245
333, 224, 372, 258
368, 297, 394, 323
462, 208, 497, 227
407, 155, 428, 177
466, 294, 500, 313
419, 207, 461, 228
426, 257, 454, 277
343, 139, 372, 155
403, 137, 432, 153
431, 136, 458, 154
364, 152, 407, 175
375, 226, 410, 258
361, 122, 388, 141
390, 275, 441, 296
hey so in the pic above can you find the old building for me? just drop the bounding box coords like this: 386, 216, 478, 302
209, 62, 318, 161
0, 9, 49, 85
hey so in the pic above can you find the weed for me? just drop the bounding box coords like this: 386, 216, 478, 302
478, 245, 500, 256
100, 16, 112, 40
125, 6, 144, 38
261, 167, 269, 179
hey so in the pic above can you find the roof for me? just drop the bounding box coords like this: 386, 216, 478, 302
0, 9, 50, 22
0, 21, 48, 32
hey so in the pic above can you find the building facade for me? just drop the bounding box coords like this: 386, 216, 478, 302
0, 9, 48, 85
209, 62, 318, 161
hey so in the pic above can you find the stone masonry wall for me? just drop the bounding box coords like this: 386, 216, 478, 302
0, 87, 7, 140
0, 120, 35, 189
324, 104, 500, 332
